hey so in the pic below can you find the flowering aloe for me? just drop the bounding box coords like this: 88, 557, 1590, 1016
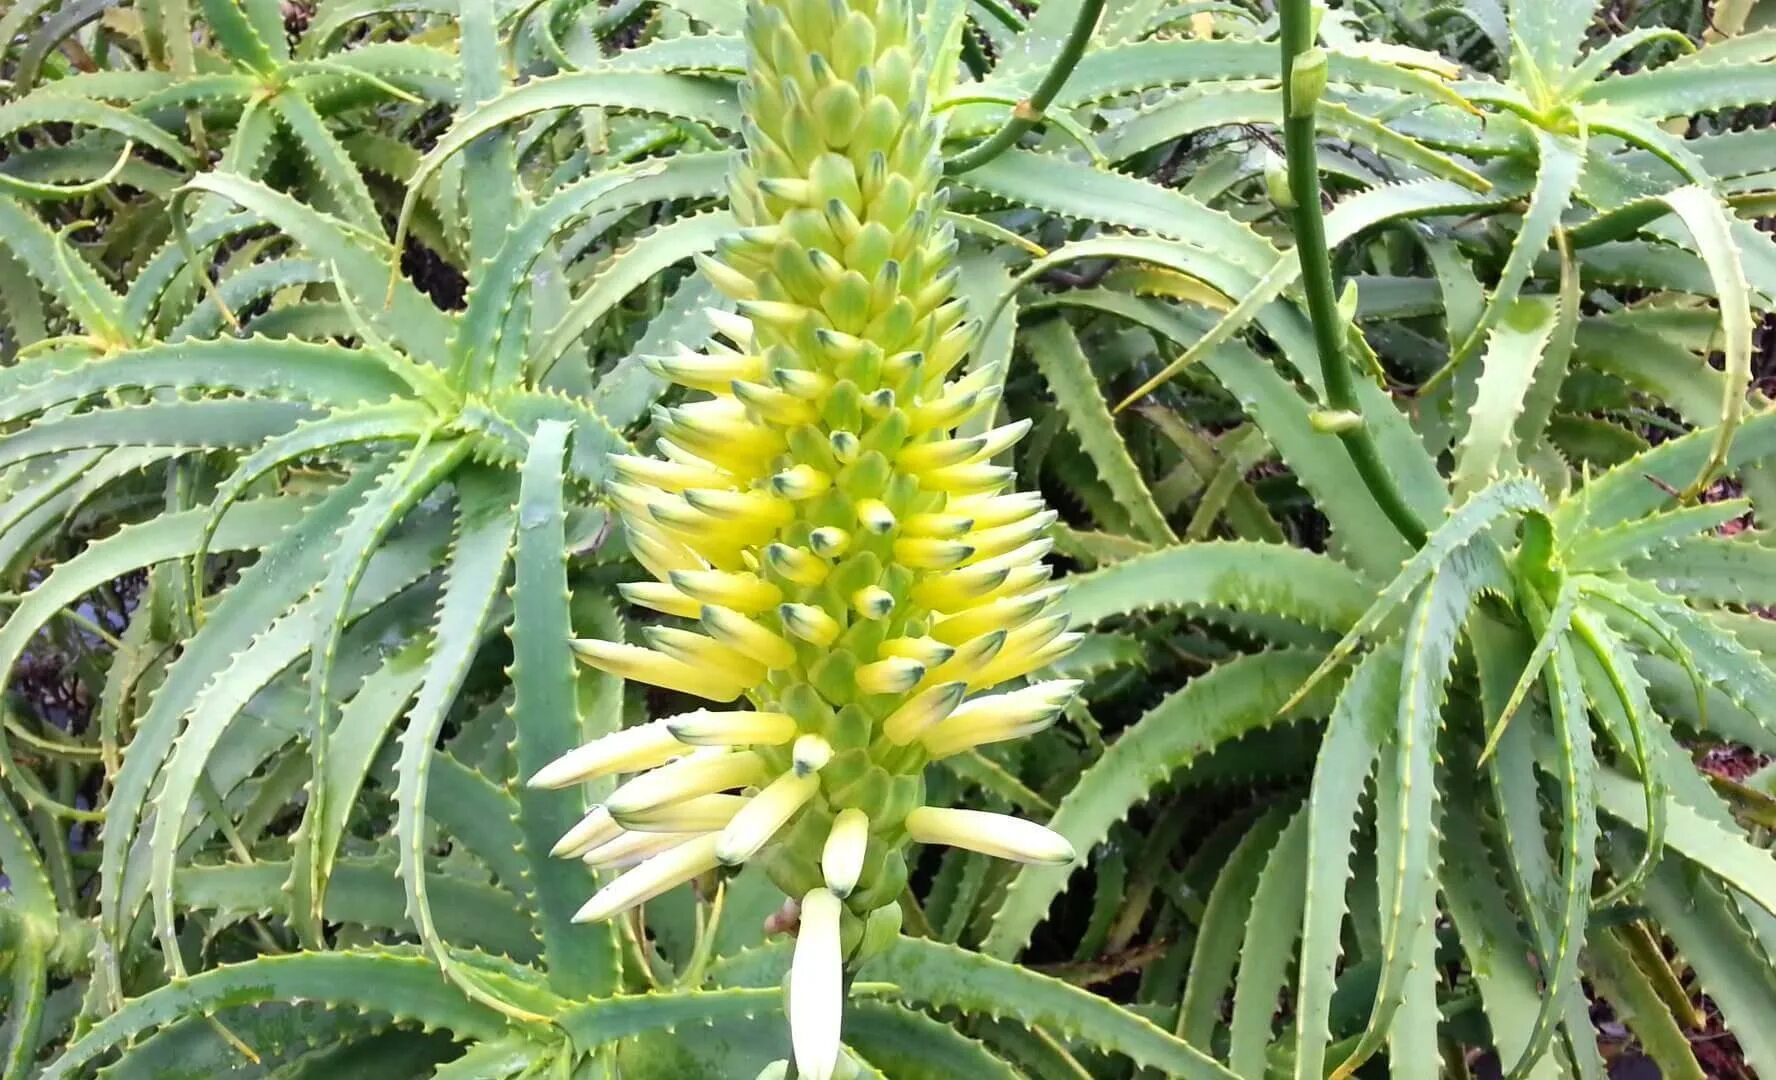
529, 0, 1078, 1069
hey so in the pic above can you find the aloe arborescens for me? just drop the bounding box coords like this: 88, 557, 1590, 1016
530, 0, 1078, 1071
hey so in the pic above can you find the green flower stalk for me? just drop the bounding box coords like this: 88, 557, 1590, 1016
530, 0, 1078, 1071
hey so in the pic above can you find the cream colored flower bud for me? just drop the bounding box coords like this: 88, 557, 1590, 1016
919, 462, 1014, 496
878, 636, 956, 668
645, 628, 767, 686
582, 828, 705, 869
605, 750, 770, 819
896, 434, 987, 472
809, 526, 851, 557
929, 586, 1061, 646
905, 806, 1075, 865
528, 719, 687, 790
892, 537, 975, 570
716, 770, 820, 865
611, 452, 734, 492
790, 888, 844, 1080
618, 581, 703, 619
920, 679, 1082, 758
822, 808, 870, 897
551, 805, 622, 858
620, 793, 749, 832
792, 734, 833, 774
962, 510, 1058, 562
683, 488, 795, 529
946, 491, 1045, 528
573, 834, 722, 922
899, 511, 974, 538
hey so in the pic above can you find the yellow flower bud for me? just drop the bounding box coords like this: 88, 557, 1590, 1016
851, 586, 895, 620
856, 656, 925, 695
568, 639, 745, 702
701, 605, 799, 669
780, 602, 843, 645
665, 709, 799, 747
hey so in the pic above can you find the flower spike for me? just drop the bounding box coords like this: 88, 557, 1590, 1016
541, 0, 1076, 1059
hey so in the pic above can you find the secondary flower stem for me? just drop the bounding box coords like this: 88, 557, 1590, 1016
945, 0, 1108, 175
1278, 0, 1428, 548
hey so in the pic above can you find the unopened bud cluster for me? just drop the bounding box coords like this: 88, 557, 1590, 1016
532, 0, 1078, 1073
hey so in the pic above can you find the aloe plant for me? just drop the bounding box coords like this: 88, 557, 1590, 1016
5, 0, 1776, 1076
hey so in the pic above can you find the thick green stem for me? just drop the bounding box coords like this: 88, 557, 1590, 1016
944, 0, 1107, 175
1278, 0, 1428, 548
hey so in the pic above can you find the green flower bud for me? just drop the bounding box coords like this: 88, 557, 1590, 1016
1289, 47, 1330, 118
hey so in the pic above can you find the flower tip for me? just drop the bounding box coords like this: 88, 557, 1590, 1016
550, 805, 620, 858
572, 892, 617, 924
526, 761, 572, 790
792, 734, 833, 774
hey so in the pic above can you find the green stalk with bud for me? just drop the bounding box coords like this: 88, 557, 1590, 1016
529, 0, 1079, 1072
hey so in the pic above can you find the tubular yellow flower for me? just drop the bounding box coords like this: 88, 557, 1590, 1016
665, 709, 798, 747
568, 639, 745, 701
882, 681, 968, 745
537, 0, 1078, 1057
